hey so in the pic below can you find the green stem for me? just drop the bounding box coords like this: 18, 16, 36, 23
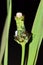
0, 0, 12, 65
4, 0, 12, 65
7, 0, 10, 13
21, 45, 25, 65
4, 39, 8, 65
34, 36, 42, 65
27, 0, 43, 65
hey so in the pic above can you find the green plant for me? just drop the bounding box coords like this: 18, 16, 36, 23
0, 0, 12, 65
0, 0, 43, 65
14, 12, 31, 65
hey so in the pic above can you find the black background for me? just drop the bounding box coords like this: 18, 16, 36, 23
0, 0, 43, 65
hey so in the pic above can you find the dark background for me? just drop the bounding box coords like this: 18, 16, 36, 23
0, 0, 43, 65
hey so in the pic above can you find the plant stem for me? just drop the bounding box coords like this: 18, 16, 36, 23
27, 0, 43, 65
0, 0, 12, 65
21, 45, 25, 65
4, 0, 12, 65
